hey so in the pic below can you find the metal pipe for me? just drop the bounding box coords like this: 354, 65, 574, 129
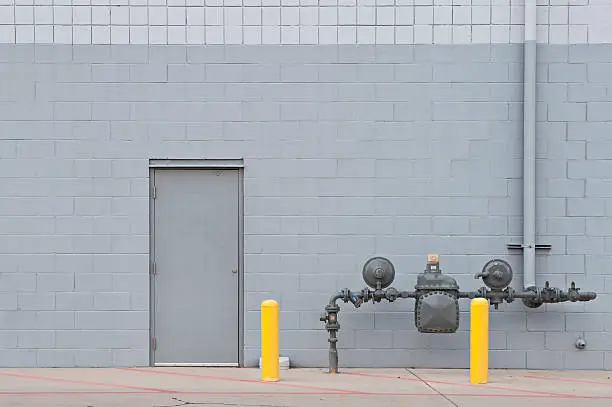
523, 0, 538, 290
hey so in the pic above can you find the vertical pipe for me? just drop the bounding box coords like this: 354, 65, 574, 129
261, 299, 279, 382
470, 298, 489, 384
329, 330, 338, 374
523, 0, 537, 290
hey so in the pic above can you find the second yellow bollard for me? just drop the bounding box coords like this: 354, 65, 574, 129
261, 299, 279, 382
470, 297, 489, 384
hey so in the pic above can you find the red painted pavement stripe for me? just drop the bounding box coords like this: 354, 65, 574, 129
116, 368, 612, 400
0, 390, 610, 399
0, 371, 175, 393
117, 367, 366, 395
341, 371, 576, 398
525, 375, 612, 386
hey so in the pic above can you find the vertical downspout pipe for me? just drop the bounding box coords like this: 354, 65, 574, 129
523, 0, 537, 290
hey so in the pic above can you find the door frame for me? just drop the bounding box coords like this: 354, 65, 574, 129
148, 159, 245, 367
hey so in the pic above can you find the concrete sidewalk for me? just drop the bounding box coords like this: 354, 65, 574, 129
0, 367, 609, 406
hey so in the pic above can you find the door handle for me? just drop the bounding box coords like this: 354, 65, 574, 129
232, 269, 238, 274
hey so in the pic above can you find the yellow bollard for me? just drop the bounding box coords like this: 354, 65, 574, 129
261, 299, 279, 382
470, 297, 489, 384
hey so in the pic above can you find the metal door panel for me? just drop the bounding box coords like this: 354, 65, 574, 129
152, 168, 240, 365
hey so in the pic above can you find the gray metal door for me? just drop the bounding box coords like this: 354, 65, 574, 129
152, 168, 240, 366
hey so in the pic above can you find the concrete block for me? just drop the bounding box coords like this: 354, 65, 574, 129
433, 63, 508, 82
337, 83, 376, 101
548, 102, 586, 122
37, 274, 74, 292
568, 84, 608, 102
0, 102, 53, 121
487, 350, 526, 369
0, 45, 35, 63
91, 102, 131, 121
0, 293, 17, 311
242, 102, 281, 122
567, 198, 606, 216
432, 216, 470, 235
279, 330, 328, 349
587, 62, 612, 83
546, 217, 585, 236
130, 292, 148, 310
586, 141, 612, 161
55, 254, 93, 274
0, 333, 18, 348
469, 216, 507, 235
57, 330, 144, 351
355, 330, 393, 349
566, 313, 605, 332
506, 332, 545, 350
319, 216, 393, 236
276, 311, 301, 331
247, 273, 299, 292
112, 349, 148, 367
526, 351, 565, 369
538, 83, 567, 103
91, 64, 130, 83
129, 64, 167, 83
37, 311, 75, 329
545, 332, 583, 351
565, 351, 605, 369
567, 236, 606, 255
75, 311, 148, 330
35, 349, 74, 367
568, 122, 612, 142
93, 293, 131, 311
75, 273, 114, 292
17, 293, 55, 311
394, 64, 433, 82
549, 63, 586, 82
281, 217, 318, 235
587, 102, 612, 121
55, 293, 94, 311
318, 102, 394, 121
280, 102, 318, 121
280, 64, 318, 83
584, 333, 612, 351
167, 64, 206, 82
245, 216, 282, 235
17, 330, 55, 349
279, 292, 332, 313
432, 102, 508, 121
0, 349, 37, 367
527, 312, 565, 332
70, 235, 111, 254
0, 216, 55, 235
586, 218, 612, 237
375, 312, 415, 330
547, 179, 585, 198
569, 160, 612, 179
111, 235, 148, 254
74, 349, 113, 367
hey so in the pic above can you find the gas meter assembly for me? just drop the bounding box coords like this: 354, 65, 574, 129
320, 254, 597, 373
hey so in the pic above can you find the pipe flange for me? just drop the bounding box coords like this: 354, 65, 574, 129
521, 287, 543, 308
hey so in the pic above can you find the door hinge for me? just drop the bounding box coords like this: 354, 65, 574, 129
152, 262, 157, 276
152, 337, 157, 350
152, 186, 156, 199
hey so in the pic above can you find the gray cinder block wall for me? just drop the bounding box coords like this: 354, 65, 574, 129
0, 3, 611, 369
